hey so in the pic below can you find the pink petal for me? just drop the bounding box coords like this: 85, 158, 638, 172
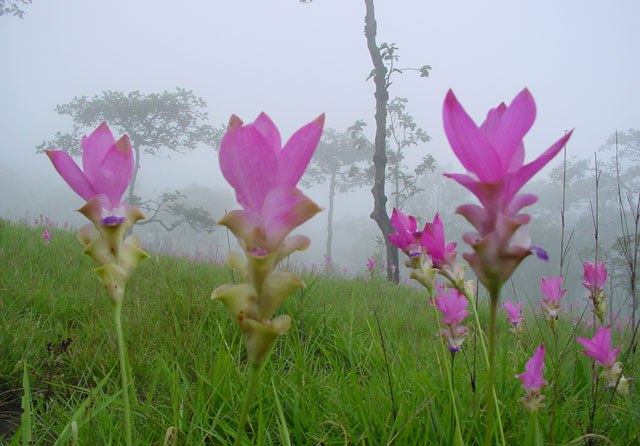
492, 89, 536, 172
82, 122, 116, 183
455, 203, 488, 234
506, 130, 573, 202
46, 150, 96, 201
443, 90, 502, 182
94, 135, 133, 208
219, 117, 278, 211
277, 114, 324, 188
261, 185, 322, 249
506, 193, 538, 215
252, 113, 282, 155
480, 103, 507, 142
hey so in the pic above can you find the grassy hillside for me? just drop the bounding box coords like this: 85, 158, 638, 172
0, 220, 637, 445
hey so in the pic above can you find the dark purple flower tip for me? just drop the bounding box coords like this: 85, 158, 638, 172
448, 344, 461, 353
100, 215, 126, 226
531, 245, 548, 261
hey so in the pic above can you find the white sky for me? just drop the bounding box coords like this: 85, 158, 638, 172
1, 0, 638, 226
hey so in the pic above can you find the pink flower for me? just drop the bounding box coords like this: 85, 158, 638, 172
46, 122, 133, 226
582, 261, 607, 293
42, 229, 51, 244
515, 345, 547, 412
540, 276, 566, 325
218, 113, 324, 255
434, 287, 470, 352
366, 257, 377, 271
388, 208, 421, 255
577, 326, 620, 368
516, 345, 547, 393
442, 89, 572, 294
582, 261, 608, 323
503, 300, 524, 333
540, 276, 566, 304
422, 213, 458, 270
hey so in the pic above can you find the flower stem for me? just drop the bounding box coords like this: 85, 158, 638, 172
484, 292, 499, 446
113, 302, 133, 446
451, 278, 504, 445
234, 363, 263, 446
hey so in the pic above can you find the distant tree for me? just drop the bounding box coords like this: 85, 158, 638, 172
302, 128, 372, 261
363, 0, 431, 282
131, 191, 217, 234
37, 88, 223, 233
0, 0, 31, 18
37, 88, 222, 202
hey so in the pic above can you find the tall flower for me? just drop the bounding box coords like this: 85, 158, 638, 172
582, 261, 608, 324
46, 122, 134, 227
44, 122, 147, 446
214, 112, 324, 365
218, 113, 323, 256
503, 300, 524, 334
214, 112, 325, 445
434, 287, 470, 353
577, 326, 630, 395
515, 345, 547, 412
540, 276, 566, 328
442, 89, 572, 295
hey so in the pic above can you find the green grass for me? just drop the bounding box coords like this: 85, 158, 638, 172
1, 219, 638, 445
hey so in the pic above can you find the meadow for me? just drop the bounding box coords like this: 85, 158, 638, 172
1, 220, 638, 445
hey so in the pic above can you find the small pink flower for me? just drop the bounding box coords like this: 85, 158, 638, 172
515, 345, 547, 412
434, 287, 470, 353
46, 122, 134, 226
582, 261, 607, 293
42, 229, 51, 244
516, 345, 547, 393
442, 89, 572, 294
503, 300, 524, 334
540, 276, 566, 324
577, 326, 620, 368
218, 113, 324, 255
388, 208, 422, 255
422, 213, 458, 270
582, 261, 608, 323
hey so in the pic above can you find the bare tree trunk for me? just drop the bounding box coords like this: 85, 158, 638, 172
325, 172, 336, 261
364, 0, 399, 283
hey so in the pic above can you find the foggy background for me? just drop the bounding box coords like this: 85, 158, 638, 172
1, 1, 639, 312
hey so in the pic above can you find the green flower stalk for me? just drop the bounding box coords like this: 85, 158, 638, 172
46, 123, 149, 446
214, 112, 324, 445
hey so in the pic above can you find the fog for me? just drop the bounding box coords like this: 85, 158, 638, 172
1, 1, 639, 302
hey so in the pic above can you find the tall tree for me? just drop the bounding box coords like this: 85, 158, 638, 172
37, 88, 221, 202
302, 128, 372, 261
363, 0, 430, 282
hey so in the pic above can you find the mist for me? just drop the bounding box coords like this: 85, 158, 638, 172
1, 0, 639, 308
